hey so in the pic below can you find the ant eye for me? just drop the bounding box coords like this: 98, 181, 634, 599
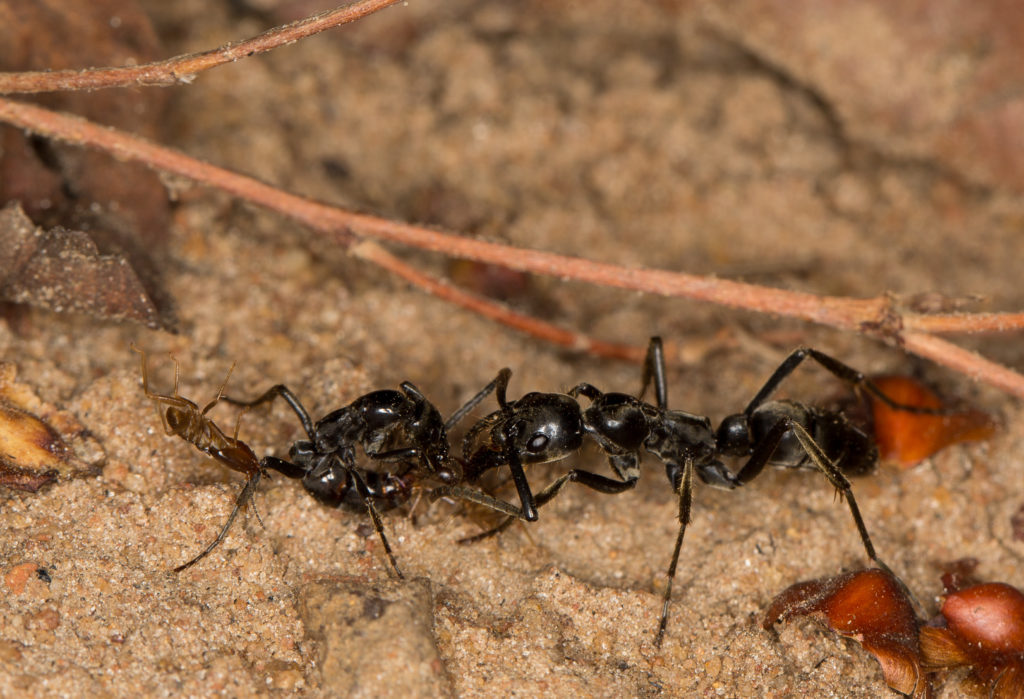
527, 434, 548, 452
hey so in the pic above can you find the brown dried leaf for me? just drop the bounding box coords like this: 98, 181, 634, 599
765, 568, 930, 698
0, 0, 173, 324
0, 361, 103, 490
923, 581, 1024, 698
869, 375, 997, 468
0, 202, 161, 327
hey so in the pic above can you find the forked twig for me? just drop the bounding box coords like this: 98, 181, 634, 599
0, 2, 1022, 396
0, 0, 404, 94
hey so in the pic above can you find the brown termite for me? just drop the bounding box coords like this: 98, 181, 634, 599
132, 343, 268, 572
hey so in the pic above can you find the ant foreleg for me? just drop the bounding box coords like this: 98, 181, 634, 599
742, 348, 951, 417
261, 455, 307, 480
731, 418, 880, 562
351, 469, 404, 579
131, 343, 198, 435
200, 361, 237, 415
444, 368, 512, 431
640, 337, 668, 409
502, 436, 539, 521
458, 469, 639, 544
430, 484, 529, 520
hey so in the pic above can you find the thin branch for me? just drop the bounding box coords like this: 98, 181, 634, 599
352, 241, 645, 362
903, 312, 1024, 335
0, 0, 403, 94
901, 332, 1024, 397
1, 96, 1023, 396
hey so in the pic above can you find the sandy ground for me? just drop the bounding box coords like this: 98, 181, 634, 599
2, 1, 1024, 697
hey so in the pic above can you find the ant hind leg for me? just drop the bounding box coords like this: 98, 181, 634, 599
174, 470, 263, 573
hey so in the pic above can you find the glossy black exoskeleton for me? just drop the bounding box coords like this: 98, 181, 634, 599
432, 365, 654, 528
446, 338, 934, 647
225, 375, 503, 577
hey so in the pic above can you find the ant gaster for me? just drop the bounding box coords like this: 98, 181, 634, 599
223, 373, 504, 578
132, 344, 269, 572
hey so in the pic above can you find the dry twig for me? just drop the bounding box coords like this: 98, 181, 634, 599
0, 0, 404, 94
0, 2, 1022, 397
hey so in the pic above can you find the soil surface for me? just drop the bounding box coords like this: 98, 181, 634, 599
2, 1, 1023, 697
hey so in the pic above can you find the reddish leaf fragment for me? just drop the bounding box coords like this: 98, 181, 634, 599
870, 375, 996, 468
943, 583, 1024, 655
0, 203, 161, 327
921, 581, 1024, 699
449, 260, 531, 302
765, 568, 928, 697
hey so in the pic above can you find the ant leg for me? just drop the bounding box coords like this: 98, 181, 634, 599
261, 455, 307, 480
783, 420, 879, 562
430, 484, 529, 520
229, 405, 254, 442
169, 353, 180, 395
445, 368, 512, 431
743, 348, 949, 417
503, 438, 538, 521
640, 337, 668, 409
200, 361, 237, 415
130, 343, 199, 435
174, 470, 262, 572
732, 419, 889, 571
368, 447, 420, 462
224, 384, 316, 440
783, 420, 921, 610
131, 343, 154, 396
350, 469, 403, 579
655, 455, 694, 648
458, 469, 638, 544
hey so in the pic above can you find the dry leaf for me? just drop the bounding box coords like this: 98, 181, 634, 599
0, 202, 161, 327
921, 581, 1024, 699
0, 0, 173, 324
870, 375, 996, 468
0, 361, 103, 490
765, 568, 930, 698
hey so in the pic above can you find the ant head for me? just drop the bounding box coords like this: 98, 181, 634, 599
506, 393, 584, 465
163, 404, 196, 436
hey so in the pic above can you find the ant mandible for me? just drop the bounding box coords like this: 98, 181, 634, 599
132, 344, 269, 572
222, 372, 505, 578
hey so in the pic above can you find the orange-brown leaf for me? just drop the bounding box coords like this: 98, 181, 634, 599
765, 568, 928, 697
870, 376, 996, 468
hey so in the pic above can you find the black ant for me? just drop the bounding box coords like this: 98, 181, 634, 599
222, 374, 504, 578
430, 362, 655, 529
132, 344, 269, 572
441, 338, 935, 647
